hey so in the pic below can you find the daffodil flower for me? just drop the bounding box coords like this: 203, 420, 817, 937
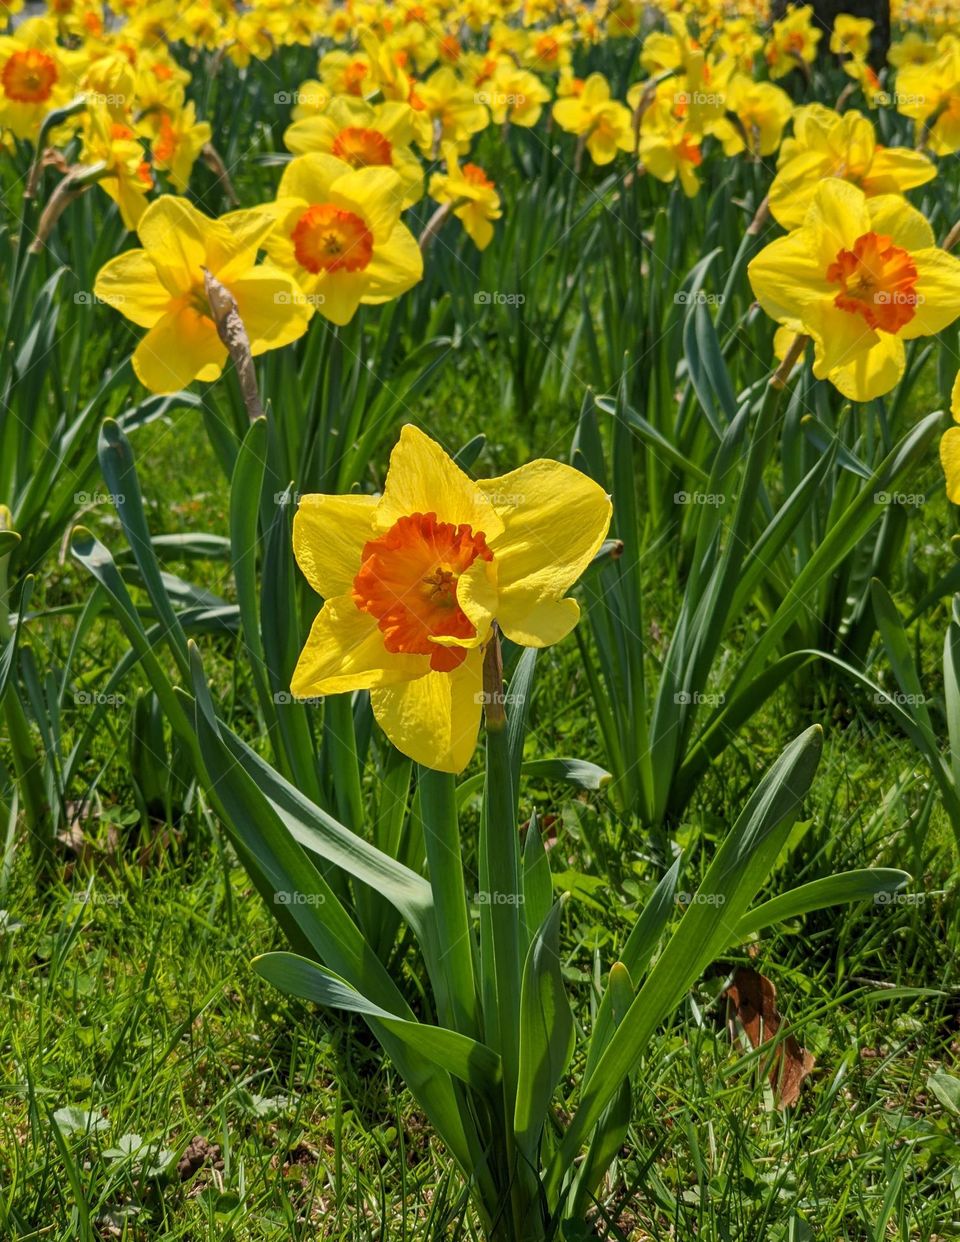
427, 142, 502, 249
769, 105, 936, 230
93, 197, 311, 393
291, 425, 612, 772
551, 72, 634, 165
265, 153, 423, 324
283, 97, 424, 209
749, 179, 960, 402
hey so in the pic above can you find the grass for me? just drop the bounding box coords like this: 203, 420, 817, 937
3, 403, 959, 1237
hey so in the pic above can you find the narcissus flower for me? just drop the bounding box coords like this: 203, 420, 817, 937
749, 179, 960, 402
81, 105, 153, 229
769, 105, 936, 229
266, 153, 422, 324
830, 14, 874, 60
291, 425, 612, 772
709, 76, 793, 158
552, 72, 633, 165
764, 4, 822, 80
0, 26, 74, 140
93, 197, 310, 393
638, 115, 703, 197
284, 97, 424, 208
144, 100, 211, 192
428, 142, 501, 249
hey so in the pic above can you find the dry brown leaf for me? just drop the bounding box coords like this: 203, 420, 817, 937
725, 965, 814, 1108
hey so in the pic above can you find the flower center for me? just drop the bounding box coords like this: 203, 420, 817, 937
331, 125, 393, 167
3, 49, 58, 103
352, 511, 493, 672
677, 134, 702, 165
462, 162, 494, 189
826, 231, 919, 334
343, 61, 368, 95
291, 203, 374, 274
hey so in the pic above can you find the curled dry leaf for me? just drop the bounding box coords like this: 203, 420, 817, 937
725, 965, 814, 1108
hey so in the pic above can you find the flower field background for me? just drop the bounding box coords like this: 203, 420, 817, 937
1, 0, 960, 1238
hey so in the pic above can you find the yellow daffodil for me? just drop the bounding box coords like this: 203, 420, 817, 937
318, 49, 375, 99
639, 115, 703, 197
144, 100, 211, 192
764, 4, 822, 80
897, 42, 960, 154
93, 197, 310, 393
769, 105, 936, 230
830, 14, 874, 60
483, 62, 551, 128
939, 372, 960, 502
887, 32, 938, 68
413, 65, 489, 156
265, 153, 422, 325
284, 96, 424, 209
291, 425, 612, 772
749, 179, 960, 402
709, 76, 793, 158
81, 104, 153, 229
428, 141, 502, 249
552, 72, 634, 165
0, 22, 76, 140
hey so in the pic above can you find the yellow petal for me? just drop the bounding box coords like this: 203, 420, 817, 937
291, 594, 427, 696
210, 206, 285, 282
278, 152, 352, 202
748, 228, 833, 325
330, 165, 405, 243
135, 196, 208, 297
952, 370, 960, 421
293, 493, 378, 598
497, 594, 581, 648
866, 194, 935, 251
815, 315, 905, 401
226, 265, 312, 351
94, 248, 171, 328
375, 424, 505, 538
362, 224, 423, 300
369, 648, 483, 772
941, 427, 960, 504
901, 249, 960, 340
803, 178, 871, 270
480, 459, 611, 642
314, 271, 366, 325
132, 305, 226, 393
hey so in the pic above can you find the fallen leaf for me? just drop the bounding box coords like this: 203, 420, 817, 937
725, 966, 814, 1108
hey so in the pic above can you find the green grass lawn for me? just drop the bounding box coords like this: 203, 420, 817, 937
3, 398, 958, 1239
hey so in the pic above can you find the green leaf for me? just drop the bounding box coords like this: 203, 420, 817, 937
734, 869, 910, 938
927, 1068, 960, 1116
254, 951, 500, 1093
515, 899, 575, 1164
546, 726, 822, 1203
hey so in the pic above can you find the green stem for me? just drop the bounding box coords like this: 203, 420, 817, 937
417, 766, 479, 1036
